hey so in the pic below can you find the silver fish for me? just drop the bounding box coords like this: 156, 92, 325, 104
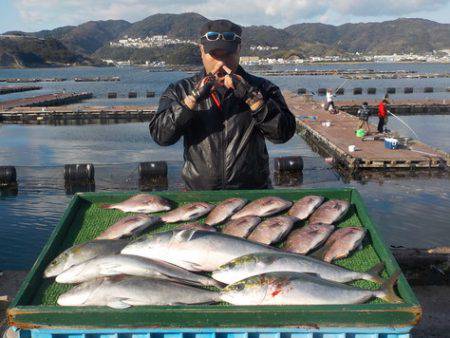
57, 276, 220, 308
309, 199, 350, 224
231, 196, 292, 220
205, 198, 247, 225
44, 240, 128, 277
121, 229, 279, 271
321, 227, 367, 262
55, 254, 221, 287
288, 195, 324, 220
212, 252, 384, 285
160, 202, 214, 223
247, 216, 296, 245
222, 216, 261, 238
101, 194, 172, 213
176, 222, 217, 232
284, 223, 334, 254
96, 214, 160, 240
220, 271, 402, 305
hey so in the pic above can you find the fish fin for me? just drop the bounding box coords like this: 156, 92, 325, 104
377, 270, 403, 303
100, 204, 113, 209
107, 299, 132, 309
99, 262, 126, 276
365, 262, 385, 284
173, 229, 197, 242
179, 260, 203, 271
310, 245, 328, 260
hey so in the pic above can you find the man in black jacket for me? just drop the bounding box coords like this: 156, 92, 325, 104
149, 19, 296, 190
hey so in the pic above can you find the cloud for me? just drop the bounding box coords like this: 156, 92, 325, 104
11, 0, 450, 31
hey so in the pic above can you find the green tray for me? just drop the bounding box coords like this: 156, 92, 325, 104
8, 188, 421, 329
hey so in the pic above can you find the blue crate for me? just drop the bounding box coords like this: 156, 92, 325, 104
14, 327, 412, 338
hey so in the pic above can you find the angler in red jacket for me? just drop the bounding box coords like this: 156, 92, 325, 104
377, 99, 389, 133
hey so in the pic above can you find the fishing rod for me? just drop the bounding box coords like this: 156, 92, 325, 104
334, 78, 349, 93
387, 110, 419, 139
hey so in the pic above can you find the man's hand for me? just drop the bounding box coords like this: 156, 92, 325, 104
222, 66, 264, 111
184, 63, 224, 109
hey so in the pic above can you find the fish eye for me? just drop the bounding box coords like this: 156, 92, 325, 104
235, 283, 245, 291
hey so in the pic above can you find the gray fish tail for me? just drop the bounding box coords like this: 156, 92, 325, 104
375, 270, 402, 303
364, 262, 385, 284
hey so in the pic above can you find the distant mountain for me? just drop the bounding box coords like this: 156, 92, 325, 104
286, 18, 450, 54
2, 14, 450, 67
124, 13, 208, 39
0, 35, 97, 68
5, 20, 132, 55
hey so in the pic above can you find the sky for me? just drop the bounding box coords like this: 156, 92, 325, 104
0, 0, 449, 33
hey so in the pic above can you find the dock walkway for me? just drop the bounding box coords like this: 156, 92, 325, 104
283, 91, 450, 171
0, 92, 93, 110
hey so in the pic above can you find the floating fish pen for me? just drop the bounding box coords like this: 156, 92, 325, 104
0, 92, 93, 110
8, 188, 421, 337
73, 76, 120, 82
0, 106, 157, 124
0, 78, 67, 83
0, 86, 42, 95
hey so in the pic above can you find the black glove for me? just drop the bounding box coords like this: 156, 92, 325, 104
191, 74, 215, 101
228, 75, 263, 104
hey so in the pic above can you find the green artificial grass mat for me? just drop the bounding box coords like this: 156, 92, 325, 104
32, 191, 394, 306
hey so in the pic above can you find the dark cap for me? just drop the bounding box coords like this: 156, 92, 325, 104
200, 19, 242, 54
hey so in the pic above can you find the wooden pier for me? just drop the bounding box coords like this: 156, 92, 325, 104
0, 92, 93, 110
0, 86, 41, 95
283, 91, 450, 171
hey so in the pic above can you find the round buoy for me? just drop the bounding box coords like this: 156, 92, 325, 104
0, 166, 17, 185
273, 156, 303, 173
139, 161, 168, 179
64, 164, 95, 181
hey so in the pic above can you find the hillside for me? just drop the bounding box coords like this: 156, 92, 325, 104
0, 35, 97, 68
2, 14, 449, 67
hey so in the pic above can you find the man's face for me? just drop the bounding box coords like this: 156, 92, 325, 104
200, 44, 240, 78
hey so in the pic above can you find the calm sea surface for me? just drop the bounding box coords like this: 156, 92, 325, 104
0, 64, 449, 269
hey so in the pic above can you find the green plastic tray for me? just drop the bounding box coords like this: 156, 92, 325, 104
8, 188, 421, 329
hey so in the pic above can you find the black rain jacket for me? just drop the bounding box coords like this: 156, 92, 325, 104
149, 65, 296, 190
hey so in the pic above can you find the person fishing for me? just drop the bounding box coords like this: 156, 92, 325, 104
377, 98, 389, 133
149, 19, 296, 190
356, 102, 371, 134
325, 89, 337, 114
